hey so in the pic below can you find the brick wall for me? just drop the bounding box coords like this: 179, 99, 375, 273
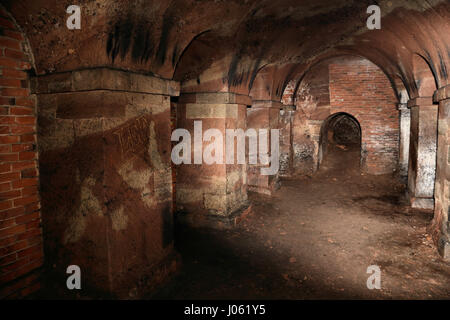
298, 63, 330, 112
0, 8, 43, 299
280, 57, 399, 176
281, 80, 296, 105
289, 63, 331, 175
329, 58, 399, 174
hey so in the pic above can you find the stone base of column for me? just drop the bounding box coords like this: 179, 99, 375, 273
176, 201, 252, 230
248, 184, 280, 195
247, 171, 281, 195
438, 236, 450, 260
427, 213, 449, 260
123, 251, 181, 299
410, 196, 434, 210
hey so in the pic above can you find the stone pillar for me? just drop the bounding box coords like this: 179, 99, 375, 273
279, 105, 295, 177
407, 97, 438, 210
33, 68, 180, 298
398, 103, 410, 179
175, 92, 251, 229
247, 100, 281, 195
431, 85, 450, 260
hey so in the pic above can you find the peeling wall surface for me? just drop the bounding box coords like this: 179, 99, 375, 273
0, 0, 450, 298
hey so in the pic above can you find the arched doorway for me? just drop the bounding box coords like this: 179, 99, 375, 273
318, 112, 361, 172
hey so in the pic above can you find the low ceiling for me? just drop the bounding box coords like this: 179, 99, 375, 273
3, 0, 450, 99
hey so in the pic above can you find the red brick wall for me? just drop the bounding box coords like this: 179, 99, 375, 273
329, 58, 399, 174
280, 57, 399, 176
281, 80, 296, 105
0, 8, 43, 299
301, 63, 330, 109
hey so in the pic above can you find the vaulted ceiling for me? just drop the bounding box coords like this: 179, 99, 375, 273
4, 0, 450, 99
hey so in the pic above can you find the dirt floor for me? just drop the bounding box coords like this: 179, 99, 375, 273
153, 145, 450, 299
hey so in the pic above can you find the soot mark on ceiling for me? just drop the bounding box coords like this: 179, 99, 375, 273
106, 17, 155, 64
438, 50, 448, 80
156, 15, 174, 66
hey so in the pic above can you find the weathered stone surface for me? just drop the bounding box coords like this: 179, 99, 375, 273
279, 109, 294, 177
36, 72, 178, 298
175, 93, 249, 226
179, 92, 252, 106
246, 100, 280, 195
31, 68, 180, 96
431, 97, 450, 260
434, 85, 450, 104
398, 104, 411, 179
186, 103, 239, 119
408, 103, 438, 207
438, 238, 450, 260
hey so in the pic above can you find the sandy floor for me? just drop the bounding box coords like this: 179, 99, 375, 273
154, 146, 450, 299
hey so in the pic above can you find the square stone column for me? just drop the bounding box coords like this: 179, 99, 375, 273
33, 68, 180, 298
175, 92, 251, 229
397, 103, 410, 179
247, 100, 281, 195
407, 97, 438, 210
279, 105, 295, 177
431, 85, 450, 260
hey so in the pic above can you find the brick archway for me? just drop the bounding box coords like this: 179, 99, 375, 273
318, 112, 361, 170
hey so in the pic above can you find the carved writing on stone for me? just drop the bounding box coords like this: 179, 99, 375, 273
113, 116, 150, 160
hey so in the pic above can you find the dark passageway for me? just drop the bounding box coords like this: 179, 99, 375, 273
319, 113, 362, 173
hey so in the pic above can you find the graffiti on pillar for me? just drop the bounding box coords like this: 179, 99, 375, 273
113, 116, 151, 161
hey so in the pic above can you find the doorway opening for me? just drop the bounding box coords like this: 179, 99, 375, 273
318, 112, 361, 172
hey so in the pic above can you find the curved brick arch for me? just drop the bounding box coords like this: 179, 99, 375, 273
322, 112, 361, 135
283, 52, 404, 110
318, 112, 362, 169
285, 56, 399, 177
413, 53, 439, 98
0, 6, 43, 299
